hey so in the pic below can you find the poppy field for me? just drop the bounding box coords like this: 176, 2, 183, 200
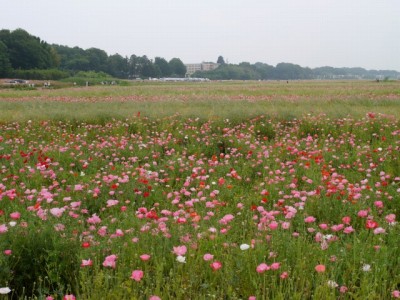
0, 80, 400, 299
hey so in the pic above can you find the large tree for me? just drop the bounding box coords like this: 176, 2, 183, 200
85, 48, 108, 72
169, 58, 186, 77
107, 54, 129, 78
154, 57, 171, 77
0, 28, 56, 70
128, 55, 158, 78
128, 54, 140, 78
139, 56, 158, 78
0, 41, 12, 77
53, 45, 86, 70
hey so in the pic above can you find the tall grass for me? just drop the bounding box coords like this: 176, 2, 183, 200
0, 80, 399, 122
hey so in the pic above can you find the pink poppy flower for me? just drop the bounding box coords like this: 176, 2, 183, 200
87, 214, 102, 224
210, 261, 222, 271
114, 229, 124, 237
54, 224, 65, 231
130, 270, 144, 282
97, 226, 107, 236
268, 221, 279, 230
140, 254, 151, 261
0, 224, 8, 234
74, 184, 83, 191
365, 219, 378, 229
319, 223, 328, 230
81, 259, 93, 267
304, 216, 316, 223
219, 214, 234, 225
50, 207, 65, 218
203, 253, 214, 261
373, 227, 386, 234
281, 222, 290, 229
70, 202, 81, 208
256, 263, 269, 273
385, 214, 396, 224
107, 199, 119, 207
357, 210, 369, 218
343, 226, 355, 234
392, 290, 400, 298
102, 254, 117, 268
315, 264, 326, 273
342, 216, 351, 225
172, 245, 187, 256
331, 224, 344, 232
9, 212, 21, 220
270, 262, 280, 270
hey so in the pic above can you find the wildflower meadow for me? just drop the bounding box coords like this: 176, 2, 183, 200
0, 80, 399, 299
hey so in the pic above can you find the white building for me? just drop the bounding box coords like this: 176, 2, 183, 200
185, 62, 220, 76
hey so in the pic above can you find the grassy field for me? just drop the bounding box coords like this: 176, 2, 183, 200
0, 80, 399, 299
0, 80, 399, 122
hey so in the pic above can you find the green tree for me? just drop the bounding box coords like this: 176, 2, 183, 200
0, 41, 12, 77
128, 54, 140, 78
65, 57, 91, 72
169, 58, 186, 77
53, 45, 88, 71
193, 63, 260, 80
107, 54, 129, 78
154, 57, 171, 77
217, 55, 225, 65
85, 48, 108, 72
0, 28, 53, 69
49, 46, 61, 68
253, 62, 275, 79
275, 62, 312, 80
139, 56, 158, 78
128, 55, 158, 78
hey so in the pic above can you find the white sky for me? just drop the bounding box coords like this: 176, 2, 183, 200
1, 0, 400, 71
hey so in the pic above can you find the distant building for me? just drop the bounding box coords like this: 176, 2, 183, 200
185, 62, 220, 76
185, 64, 202, 76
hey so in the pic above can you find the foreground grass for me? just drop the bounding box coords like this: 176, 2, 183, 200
0, 112, 399, 299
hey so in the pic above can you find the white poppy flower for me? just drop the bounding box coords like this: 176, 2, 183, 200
362, 264, 371, 272
176, 255, 186, 263
0, 287, 11, 294
240, 244, 250, 251
327, 281, 338, 288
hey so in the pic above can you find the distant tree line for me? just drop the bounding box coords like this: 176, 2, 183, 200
53, 44, 187, 79
1, 28, 399, 81
193, 61, 400, 81
0, 28, 186, 79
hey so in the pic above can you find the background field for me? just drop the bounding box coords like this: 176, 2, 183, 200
1, 80, 399, 122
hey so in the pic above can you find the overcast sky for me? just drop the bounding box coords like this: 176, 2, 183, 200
2, 0, 400, 71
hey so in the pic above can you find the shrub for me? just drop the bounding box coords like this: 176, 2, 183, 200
10, 69, 70, 80
1, 226, 80, 299
60, 71, 123, 86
